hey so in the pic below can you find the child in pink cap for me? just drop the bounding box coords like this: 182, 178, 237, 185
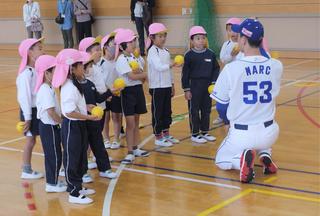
74, 51, 118, 180
220, 17, 243, 65
115, 28, 149, 164
101, 31, 123, 150
52, 48, 100, 205
182, 26, 220, 144
35, 55, 67, 193
79, 37, 111, 142
146, 23, 180, 147
16, 38, 44, 179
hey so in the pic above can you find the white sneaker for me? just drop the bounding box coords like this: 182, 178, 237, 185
202, 133, 216, 142
104, 140, 111, 149
213, 117, 224, 125
88, 161, 97, 170
133, 148, 150, 157
79, 187, 96, 196
68, 194, 93, 204
82, 173, 93, 183
155, 138, 173, 147
59, 169, 65, 177
21, 171, 44, 179
99, 170, 117, 179
45, 183, 67, 193
121, 154, 135, 164
110, 141, 121, 149
164, 136, 180, 144
191, 135, 207, 144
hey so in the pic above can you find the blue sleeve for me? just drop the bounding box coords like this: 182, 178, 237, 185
216, 102, 229, 124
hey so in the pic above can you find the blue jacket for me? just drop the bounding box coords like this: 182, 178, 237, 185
57, 0, 74, 30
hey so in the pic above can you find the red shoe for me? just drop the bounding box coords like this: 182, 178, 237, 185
240, 149, 256, 183
259, 154, 278, 175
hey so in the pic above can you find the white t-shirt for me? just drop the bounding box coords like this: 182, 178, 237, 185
101, 57, 118, 89
16, 67, 37, 121
211, 56, 283, 125
116, 54, 144, 87
60, 79, 87, 121
134, 2, 143, 18
36, 83, 61, 125
93, 59, 109, 109
23, 2, 41, 27
220, 40, 243, 64
147, 45, 174, 89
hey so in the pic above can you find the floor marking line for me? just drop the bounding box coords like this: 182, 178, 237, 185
157, 174, 241, 190
0, 137, 24, 146
102, 133, 154, 216
263, 176, 278, 183
253, 189, 320, 203
197, 189, 253, 216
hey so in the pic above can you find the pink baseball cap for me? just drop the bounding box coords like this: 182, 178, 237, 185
18, 37, 44, 74
149, 23, 168, 36
114, 29, 137, 60
80, 51, 94, 65
52, 49, 84, 88
34, 55, 56, 93
189, 26, 207, 38
79, 36, 102, 52
101, 32, 117, 49
226, 17, 242, 25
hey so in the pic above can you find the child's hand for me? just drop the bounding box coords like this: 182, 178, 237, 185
86, 104, 95, 113
184, 91, 192, 100
88, 115, 102, 121
106, 96, 112, 102
23, 120, 31, 133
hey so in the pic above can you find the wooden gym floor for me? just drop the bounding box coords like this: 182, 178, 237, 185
0, 56, 319, 216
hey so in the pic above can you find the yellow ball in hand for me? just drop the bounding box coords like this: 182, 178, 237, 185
208, 84, 215, 94
113, 78, 126, 89
174, 55, 184, 65
129, 61, 140, 71
232, 43, 240, 53
133, 49, 140, 58
91, 106, 104, 118
16, 121, 25, 133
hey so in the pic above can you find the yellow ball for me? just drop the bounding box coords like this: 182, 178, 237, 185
16, 121, 25, 133
113, 78, 126, 89
271, 51, 280, 59
208, 84, 215, 94
232, 44, 240, 53
113, 90, 121, 97
174, 55, 184, 65
133, 49, 140, 58
91, 106, 104, 118
129, 61, 140, 71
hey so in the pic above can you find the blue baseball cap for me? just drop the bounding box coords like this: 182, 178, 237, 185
231, 18, 264, 42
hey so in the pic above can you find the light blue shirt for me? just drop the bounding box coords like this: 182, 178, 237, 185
57, 0, 74, 30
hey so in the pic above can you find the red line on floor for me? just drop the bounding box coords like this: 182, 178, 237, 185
296, 77, 320, 128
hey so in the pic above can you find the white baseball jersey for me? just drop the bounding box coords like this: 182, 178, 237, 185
211, 55, 283, 170
211, 55, 283, 125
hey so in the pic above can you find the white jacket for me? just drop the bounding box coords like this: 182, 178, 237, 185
23, 2, 41, 27
147, 45, 174, 89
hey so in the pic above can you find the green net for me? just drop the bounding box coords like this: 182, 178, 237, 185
192, 0, 222, 55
